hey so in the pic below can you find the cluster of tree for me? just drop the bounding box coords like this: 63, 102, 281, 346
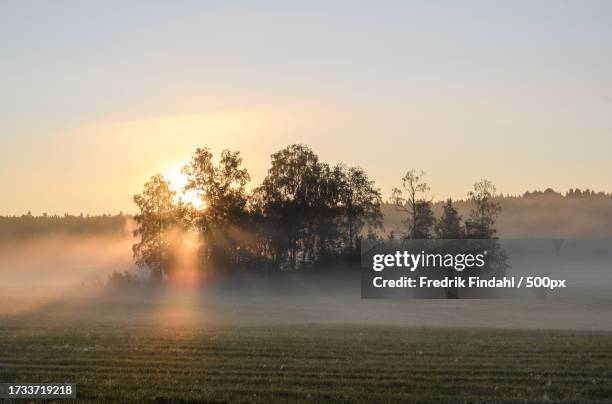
389, 171, 508, 287
132, 144, 383, 280
390, 170, 503, 240
132, 144, 511, 282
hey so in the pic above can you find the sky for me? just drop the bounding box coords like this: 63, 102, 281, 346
1, 0, 611, 215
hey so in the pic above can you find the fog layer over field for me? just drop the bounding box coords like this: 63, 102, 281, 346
1, 235, 611, 333
1, 200, 612, 332
0, 233, 135, 293
2, 288, 612, 332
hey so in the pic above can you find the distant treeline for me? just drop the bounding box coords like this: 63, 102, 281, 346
523, 188, 612, 198
0, 213, 130, 240
2, 187, 611, 243
384, 191, 612, 239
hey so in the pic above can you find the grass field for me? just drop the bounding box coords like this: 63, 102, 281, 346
1, 292, 612, 403
1, 320, 612, 402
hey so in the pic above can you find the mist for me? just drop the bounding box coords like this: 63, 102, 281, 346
0, 232, 135, 296
2, 194, 612, 333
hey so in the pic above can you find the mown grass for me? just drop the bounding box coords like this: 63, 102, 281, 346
1, 323, 611, 403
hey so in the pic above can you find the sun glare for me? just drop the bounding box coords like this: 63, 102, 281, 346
163, 165, 205, 209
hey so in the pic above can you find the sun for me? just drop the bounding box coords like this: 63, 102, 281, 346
162, 164, 205, 209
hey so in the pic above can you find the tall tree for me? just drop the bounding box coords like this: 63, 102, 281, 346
465, 179, 501, 238
255, 144, 329, 270
435, 198, 464, 298
391, 169, 434, 239
464, 179, 507, 278
337, 166, 383, 254
412, 200, 436, 239
435, 198, 464, 239
183, 147, 251, 272
132, 174, 184, 280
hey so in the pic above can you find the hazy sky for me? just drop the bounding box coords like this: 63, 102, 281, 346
1, 1, 611, 215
